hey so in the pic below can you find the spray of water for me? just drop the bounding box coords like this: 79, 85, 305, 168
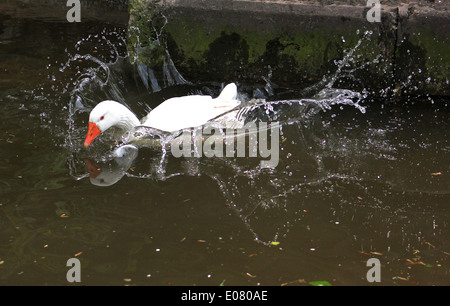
53, 25, 424, 246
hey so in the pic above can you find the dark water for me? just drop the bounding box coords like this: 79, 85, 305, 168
0, 4, 448, 286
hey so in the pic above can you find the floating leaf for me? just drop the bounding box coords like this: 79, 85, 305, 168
424, 241, 435, 248
309, 281, 332, 286
281, 279, 306, 286
270, 241, 280, 246
393, 276, 409, 281
406, 258, 425, 265
356, 250, 372, 256
219, 279, 226, 286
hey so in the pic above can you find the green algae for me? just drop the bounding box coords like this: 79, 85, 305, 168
128, 0, 449, 94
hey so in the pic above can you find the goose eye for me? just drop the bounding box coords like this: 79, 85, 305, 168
100, 116, 105, 121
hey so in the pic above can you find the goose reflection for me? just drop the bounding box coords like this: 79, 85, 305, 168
84, 144, 138, 187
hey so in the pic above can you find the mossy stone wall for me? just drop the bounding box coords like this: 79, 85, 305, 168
129, 0, 449, 96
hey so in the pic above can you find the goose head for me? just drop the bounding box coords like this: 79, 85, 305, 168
84, 100, 140, 147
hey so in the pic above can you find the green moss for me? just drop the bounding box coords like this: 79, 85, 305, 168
163, 17, 267, 67
406, 27, 450, 94
127, 1, 447, 94
128, 0, 166, 67
164, 17, 216, 66
161, 11, 392, 86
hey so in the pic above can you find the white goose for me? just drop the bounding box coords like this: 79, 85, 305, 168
84, 83, 239, 147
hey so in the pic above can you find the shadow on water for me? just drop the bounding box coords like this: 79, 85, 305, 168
0, 3, 448, 285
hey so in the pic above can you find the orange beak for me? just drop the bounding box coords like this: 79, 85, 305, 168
84, 122, 102, 148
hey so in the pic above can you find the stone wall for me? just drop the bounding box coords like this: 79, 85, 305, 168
129, 0, 449, 96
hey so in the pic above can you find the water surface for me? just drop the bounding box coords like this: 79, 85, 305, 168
0, 4, 448, 286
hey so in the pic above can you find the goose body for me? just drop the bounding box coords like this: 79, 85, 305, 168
84, 83, 239, 147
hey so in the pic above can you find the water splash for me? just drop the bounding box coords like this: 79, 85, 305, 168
128, 12, 190, 93
51, 23, 444, 248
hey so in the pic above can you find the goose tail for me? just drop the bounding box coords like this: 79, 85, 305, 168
216, 83, 238, 102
